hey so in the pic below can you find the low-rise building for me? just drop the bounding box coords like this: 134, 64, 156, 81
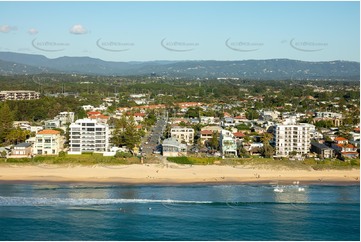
314, 112, 342, 119
10, 142, 32, 157
55, 112, 75, 124
45, 119, 61, 129
331, 137, 359, 159
200, 126, 222, 144
310, 141, 334, 159
200, 116, 220, 125
162, 137, 187, 157
170, 126, 194, 145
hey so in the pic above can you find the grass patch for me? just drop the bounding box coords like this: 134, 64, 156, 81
166, 156, 360, 170
0, 153, 140, 166
167, 156, 219, 165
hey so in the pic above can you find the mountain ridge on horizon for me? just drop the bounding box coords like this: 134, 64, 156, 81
0, 51, 359, 80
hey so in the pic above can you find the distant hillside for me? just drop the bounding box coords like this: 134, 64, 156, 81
0, 51, 359, 80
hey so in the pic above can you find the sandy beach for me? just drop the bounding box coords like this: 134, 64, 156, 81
0, 162, 359, 185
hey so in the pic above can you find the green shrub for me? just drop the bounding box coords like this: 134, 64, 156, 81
115, 151, 133, 158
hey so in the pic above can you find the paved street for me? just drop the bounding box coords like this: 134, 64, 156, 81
141, 115, 167, 156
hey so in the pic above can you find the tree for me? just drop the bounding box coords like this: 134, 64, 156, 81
0, 102, 15, 144
124, 116, 141, 152
260, 132, 274, 158
111, 116, 127, 147
111, 116, 140, 153
208, 131, 219, 151
6, 128, 31, 145
246, 109, 259, 120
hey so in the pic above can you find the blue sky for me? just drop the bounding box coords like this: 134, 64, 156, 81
0, 1, 359, 62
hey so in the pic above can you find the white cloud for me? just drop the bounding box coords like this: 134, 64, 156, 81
69, 24, 87, 35
28, 28, 39, 35
0, 25, 17, 33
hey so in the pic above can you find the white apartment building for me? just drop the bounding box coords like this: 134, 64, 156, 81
220, 129, 238, 157
68, 118, 109, 154
170, 126, 194, 145
314, 112, 342, 119
55, 112, 75, 124
0, 90, 40, 101
273, 123, 314, 157
34, 130, 63, 155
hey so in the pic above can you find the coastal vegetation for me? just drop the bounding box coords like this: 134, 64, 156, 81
166, 156, 360, 170
0, 153, 358, 171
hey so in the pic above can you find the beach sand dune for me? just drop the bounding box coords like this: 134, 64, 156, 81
0, 163, 359, 185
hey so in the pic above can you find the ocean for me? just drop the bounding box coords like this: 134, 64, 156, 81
0, 183, 359, 241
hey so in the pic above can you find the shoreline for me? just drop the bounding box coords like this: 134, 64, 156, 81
0, 163, 359, 186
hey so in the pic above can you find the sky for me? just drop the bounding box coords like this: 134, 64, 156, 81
0, 1, 359, 62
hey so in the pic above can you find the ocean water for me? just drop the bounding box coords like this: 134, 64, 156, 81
0, 183, 359, 241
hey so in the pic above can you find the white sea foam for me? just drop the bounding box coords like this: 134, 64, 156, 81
0, 196, 213, 206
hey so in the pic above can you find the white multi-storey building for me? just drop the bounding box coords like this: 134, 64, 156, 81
68, 118, 109, 154
0, 90, 40, 101
273, 122, 314, 157
220, 129, 238, 157
314, 112, 342, 119
34, 130, 63, 155
170, 126, 194, 145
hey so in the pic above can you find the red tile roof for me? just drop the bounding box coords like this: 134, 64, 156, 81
201, 130, 213, 135
176, 102, 203, 108
38, 130, 60, 135
87, 111, 101, 116
134, 112, 146, 117
334, 137, 348, 141
233, 132, 246, 138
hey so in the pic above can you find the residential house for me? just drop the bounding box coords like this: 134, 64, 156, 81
82, 105, 94, 111
220, 129, 237, 157
200, 126, 222, 144
87, 111, 110, 125
133, 113, 146, 124
10, 143, 32, 157
315, 112, 342, 119
234, 114, 247, 124
200, 116, 220, 125
55, 111, 75, 125
310, 141, 334, 159
331, 137, 359, 159
45, 119, 61, 129
34, 130, 63, 155
259, 110, 280, 121
200, 130, 214, 144
222, 117, 235, 127
233, 132, 246, 142
39, 112, 72, 130
162, 137, 187, 157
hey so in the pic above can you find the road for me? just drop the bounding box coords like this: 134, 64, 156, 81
141, 115, 167, 156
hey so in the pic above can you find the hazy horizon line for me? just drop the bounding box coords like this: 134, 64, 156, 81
1, 51, 359, 64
